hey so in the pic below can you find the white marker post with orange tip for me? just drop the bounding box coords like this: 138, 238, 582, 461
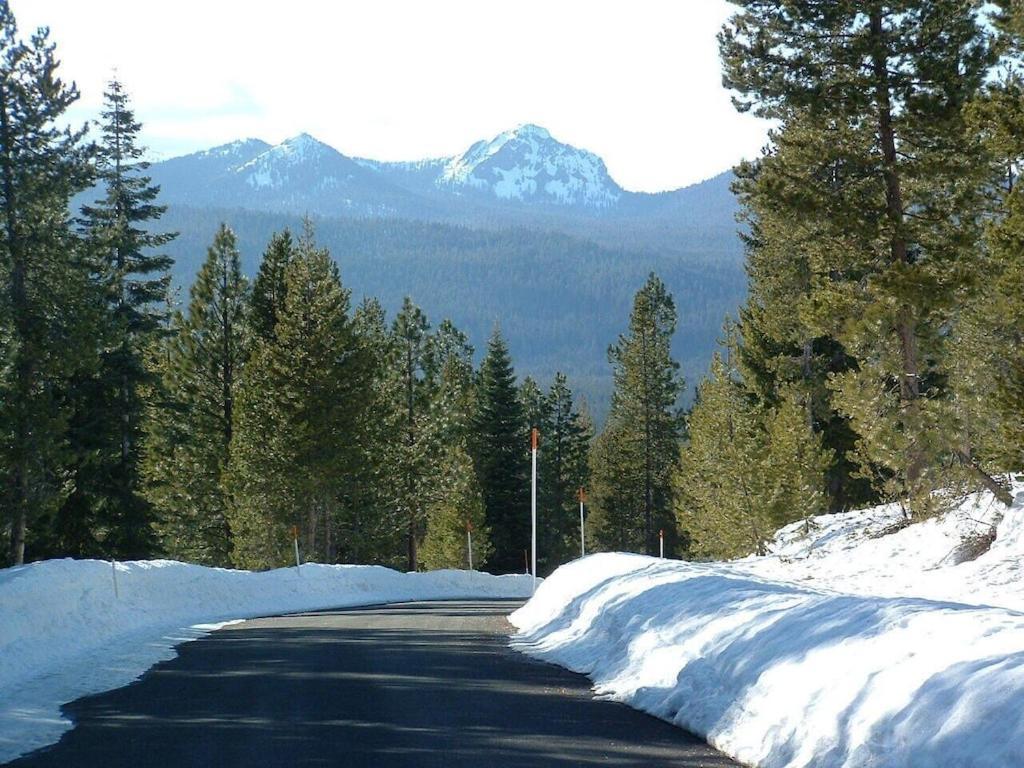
531, 427, 538, 594
578, 487, 586, 559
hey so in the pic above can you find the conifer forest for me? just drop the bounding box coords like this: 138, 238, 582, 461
2, 0, 1023, 574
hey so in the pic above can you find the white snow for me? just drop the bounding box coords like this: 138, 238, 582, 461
439, 123, 621, 207
0, 559, 531, 762
510, 482, 1024, 768
238, 133, 339, 190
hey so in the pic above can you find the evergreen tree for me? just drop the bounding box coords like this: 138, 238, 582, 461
732, 143, 875, 513
146, 224, 248, 564
420, 444, 490, 570
336, 297, 404, 566
0, 7, 91, 564
227, 226, 367, 568
522, 373, 591, 573
471, 328, 528, 573
720, 1, 1011, 513
249, 228, 293, 343
677, 340, 831, 561
543, 374, 592, 567
590, 274, 684, 556
950, 70, 1024, 476
76, 78, 174, 557
675, 352, 767, 559
421, 318, 491, 570
387, 296, 433, 571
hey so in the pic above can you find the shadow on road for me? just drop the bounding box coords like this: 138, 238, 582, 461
8, 600, 738, 767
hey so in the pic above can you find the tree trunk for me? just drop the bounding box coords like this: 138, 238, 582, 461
640, 327, 654, 556
956, 449, 1014, 506
869, 9, 924, 490
405, 344, 417, 572
222, 258, 233, 451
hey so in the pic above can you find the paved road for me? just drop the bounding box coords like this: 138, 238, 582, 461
8, 600, 738, 767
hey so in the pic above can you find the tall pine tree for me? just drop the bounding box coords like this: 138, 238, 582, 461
387, 297, 433, 571
421, 319, 490, 570
249, 228, 294, 344
472, 328, 528, 573
0, 7, 91, 564
589, 274, 684, 556
227, 225, 367, 568
720, 1, 1011, 513
146, 224, 248, 564
77, 78, 174, 557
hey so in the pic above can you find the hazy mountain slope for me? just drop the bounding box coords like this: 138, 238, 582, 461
149, 128, 744, 264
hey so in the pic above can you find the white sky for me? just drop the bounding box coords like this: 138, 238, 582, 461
12, 0, 771, 192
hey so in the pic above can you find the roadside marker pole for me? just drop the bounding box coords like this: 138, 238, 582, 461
292, 525, 302, 574
578, 487, 586, 559
531, 428, 538, 594
467, 520, 474, 571
660, 529, 665, 559
111, 560, 120, 599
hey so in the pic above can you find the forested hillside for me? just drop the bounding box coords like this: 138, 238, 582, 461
160, 206, 744, 415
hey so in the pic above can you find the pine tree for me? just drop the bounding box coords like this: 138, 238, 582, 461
419, 318, 491, 570
471, 328, 528, 574
544, 374, 592, 567
227, 225, 368, 568
421, 444, 490, 570
522, 373, 591, 573
0, 8, 91, 564
249, 228, 294, 343
336, 297, 404, 566
676, 336, 831, 560
675, 352, 767, 559
590, 273, 684, 556
387, 297, 433, 571
733, 141, 875, 513
720, 1, 1010, 513
77, 78, 175, 557
949, 70, 1024, 476
146, 224, 248, 564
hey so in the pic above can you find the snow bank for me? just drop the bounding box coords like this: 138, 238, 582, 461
0, 559, 531, 762
511, 484, 1024, 768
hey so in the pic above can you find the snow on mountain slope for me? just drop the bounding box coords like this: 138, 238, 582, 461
148, 125, 733, 226
439, 124, 622, 207
239, 133, 358, 192
511, 481, 1024, 768
0, 561, 532, 762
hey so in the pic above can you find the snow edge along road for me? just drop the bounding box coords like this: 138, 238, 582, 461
509, 551, 1024, 768
0, 560, 532, 763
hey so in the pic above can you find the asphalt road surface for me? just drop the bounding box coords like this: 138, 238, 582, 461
8, 600, 739, 767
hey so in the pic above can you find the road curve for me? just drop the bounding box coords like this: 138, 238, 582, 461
7, 599, 739, 767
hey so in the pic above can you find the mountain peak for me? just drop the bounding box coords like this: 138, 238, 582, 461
510, 123, 552, 140
273, 132, 334, 157
439, 124, 621, 208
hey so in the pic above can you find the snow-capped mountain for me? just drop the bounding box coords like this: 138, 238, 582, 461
150, 124, 725, 222
146, 126, 742, 273
150, 133, 434, 217
358, 124, 624, 210
436, 124, 622, 208
239, 133, 352, 192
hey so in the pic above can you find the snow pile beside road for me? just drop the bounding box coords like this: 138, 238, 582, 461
0, 559, 531, 762
734, 482, 1024, 611
510, 483, 1024, 768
